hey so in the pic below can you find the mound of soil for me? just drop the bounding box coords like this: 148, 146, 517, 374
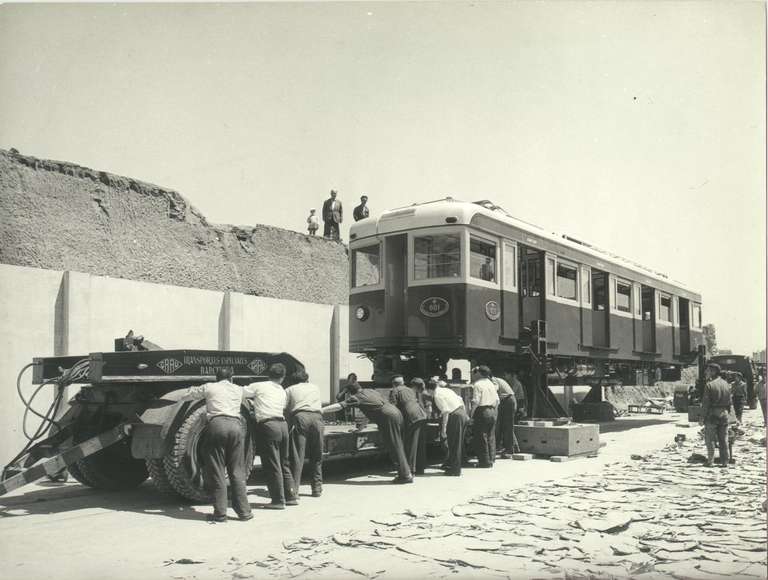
0, 149, 349, 304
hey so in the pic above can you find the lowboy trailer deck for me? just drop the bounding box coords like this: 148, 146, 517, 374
2, 336, 388, 500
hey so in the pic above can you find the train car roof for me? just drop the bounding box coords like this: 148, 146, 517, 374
349, 197, 701, 300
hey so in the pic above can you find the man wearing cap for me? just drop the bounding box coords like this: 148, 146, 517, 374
245, 363, 298, 508
470, 365, 499, 468
322, 382, 413, 483
322, 189, 343, 240
353, 195, 370, 222
699, 363, 733, 468
183, 367, 253, 523
284, 370, 324, 498
730, 373, 747, 422
422, 378, 468, 476
389, 376, 428, 476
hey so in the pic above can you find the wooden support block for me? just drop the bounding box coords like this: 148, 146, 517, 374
550, 455, 569, 463
512, 453, 534, 461
533, 421, 553, 427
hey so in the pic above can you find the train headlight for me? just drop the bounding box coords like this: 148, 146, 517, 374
355, 306, 370, 321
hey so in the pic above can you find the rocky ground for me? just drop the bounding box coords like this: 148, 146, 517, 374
241, 417, 767, 580
0, 148, 348, 304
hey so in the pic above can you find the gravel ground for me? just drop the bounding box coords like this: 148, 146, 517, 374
0, 149, 348, 304
251, 417, 767, 580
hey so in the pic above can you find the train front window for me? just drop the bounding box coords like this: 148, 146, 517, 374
414, 234, 461, 280
616, 280, 631, 312
352, 244, 381, 287
470, 236, 497, 282
556, 262, 577, 300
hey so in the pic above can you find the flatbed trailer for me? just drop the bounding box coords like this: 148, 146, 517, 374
2, 335, 392, 501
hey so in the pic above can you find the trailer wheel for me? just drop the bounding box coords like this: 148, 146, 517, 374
70, 438, 149, 490
163, 405, 255, 502
146, 459, 175, 496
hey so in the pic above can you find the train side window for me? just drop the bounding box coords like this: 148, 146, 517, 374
615, 279, 631, 312
470, 236, 497, 282
659, 294, 672, 322
692, 303, 702, 328
352, 244, 381, 288
592, 271, 607, 311
414, 234, 461, 280
580, 266, 591, 306
546, 257, 556, 295
556, 262, 578, 301
502, 241, 517, 289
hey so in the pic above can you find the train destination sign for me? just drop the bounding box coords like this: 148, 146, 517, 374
419, 297, 450, 318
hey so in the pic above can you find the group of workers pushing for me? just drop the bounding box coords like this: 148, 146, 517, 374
183, 363, 524, 522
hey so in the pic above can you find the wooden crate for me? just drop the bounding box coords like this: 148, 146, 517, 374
513, 423, 600, 457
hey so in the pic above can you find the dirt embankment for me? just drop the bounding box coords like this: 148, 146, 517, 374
0, 149, 349, 304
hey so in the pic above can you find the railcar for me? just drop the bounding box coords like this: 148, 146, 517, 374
348, 198, 703, 413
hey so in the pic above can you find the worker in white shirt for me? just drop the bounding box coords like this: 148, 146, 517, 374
421, 378, 468, 476
183, 367, 252, 523
284, 370, 324, 497
245, 363, 297, 509
470, 365, 499, 468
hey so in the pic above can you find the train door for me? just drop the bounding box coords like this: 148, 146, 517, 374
679, 297, 691, 354
591, 270, 609, 347
519, 246, 544, 328
641, 285, 656, 352
384, 234, 407, 336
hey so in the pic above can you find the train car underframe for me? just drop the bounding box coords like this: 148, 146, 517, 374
365, 349, 685, 419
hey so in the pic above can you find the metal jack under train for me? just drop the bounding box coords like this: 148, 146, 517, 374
348, 198, 706, 416
1, 334, 387, 500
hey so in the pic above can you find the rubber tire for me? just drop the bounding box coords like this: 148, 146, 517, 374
70, 438, 149, 491
163, 405, 255, 502
146, 459, 175, 496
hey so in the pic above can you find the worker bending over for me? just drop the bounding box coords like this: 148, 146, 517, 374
182, 367, 253, 523
470, 366, 499, 468
248, 364, 298, 508
284, 370, 325, 497
389, 376, 428, 476
422, 378, 468, 476
323, 382, 413, 483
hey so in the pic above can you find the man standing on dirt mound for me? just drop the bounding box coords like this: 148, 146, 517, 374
322, 189, 343, 240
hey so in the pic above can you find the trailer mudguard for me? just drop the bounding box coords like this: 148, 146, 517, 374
131, 389, 196, 459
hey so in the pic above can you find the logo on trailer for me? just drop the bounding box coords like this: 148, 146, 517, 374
419, 297, 450, 318
248, 358, 267, 374
485, 300, 501, 321
156, 358, 183, 374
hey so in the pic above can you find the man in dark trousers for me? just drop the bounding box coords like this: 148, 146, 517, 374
492, 372, 518, 459
245, 363, 298, 508
469, 365, 499, 467
183, 367, 252, 523
731, 373, 747, 422
285, 370, 324, 498
389, 375, 427, 476
422, 378, 468, 476
323, 382, 413, 483
322, 189, 343, 240
699, 363, 733, 468
353, 195, 370, 221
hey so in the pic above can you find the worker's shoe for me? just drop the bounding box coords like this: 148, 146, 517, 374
285, 498, 299, 506
311, 486, 322, 497
392, 475, 414, 484
206, 514, 227, 523
499, 453, 511, 460
444, 470, 461, 477
728, 458, 736, 465
238, 513, 254, 522
704, 460, 714, 468
264, 502, 286, 510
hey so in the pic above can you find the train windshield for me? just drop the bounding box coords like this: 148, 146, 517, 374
352, 244, 381, 287
414, 234, 461, 280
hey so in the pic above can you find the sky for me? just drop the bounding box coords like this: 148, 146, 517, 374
0, 2, 765, 354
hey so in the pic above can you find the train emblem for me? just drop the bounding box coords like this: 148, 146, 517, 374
419, 297, 449, 318
485, 300, 501, 321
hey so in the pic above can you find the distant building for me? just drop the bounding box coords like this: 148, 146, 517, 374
753, 349, 766, 364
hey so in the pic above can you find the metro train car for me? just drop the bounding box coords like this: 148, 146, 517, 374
348, 198, 704, 393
